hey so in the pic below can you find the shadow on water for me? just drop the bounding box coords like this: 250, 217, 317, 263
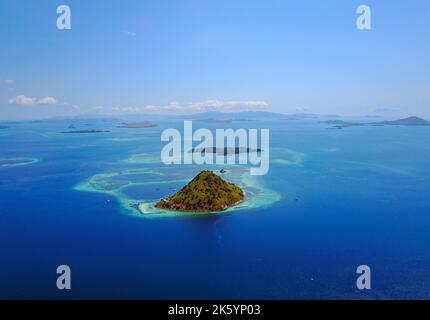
178, 214, 227, 249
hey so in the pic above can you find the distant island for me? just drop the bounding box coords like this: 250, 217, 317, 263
377, 116, 430, 126
321, 120, 364, 127
174, 111, 341, 121
193, 118, 256, 123
190, 147, 261, 155
61, 129, 110, 133
117, 121, 157, 128
155, 170, 244, 212
322, 116, 430, 129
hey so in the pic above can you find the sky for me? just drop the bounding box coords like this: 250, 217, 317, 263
0, 0, 429, 120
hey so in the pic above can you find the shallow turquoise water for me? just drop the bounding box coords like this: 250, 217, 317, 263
1, 119, 430, 299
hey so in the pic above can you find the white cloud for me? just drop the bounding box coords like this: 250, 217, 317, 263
37, 97, 59, 105
125, 31, 137, 37
8, 95, 37, 105
187, 100, 268, 110
8, 95, 59, 106
3, 79, 15, 85
109, 99, 268, 114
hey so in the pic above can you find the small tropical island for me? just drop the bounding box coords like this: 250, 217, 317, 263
155, 170, 244, 212
190, 147, 262, 155
61, 129, 110, 133
117, 121, 157, 128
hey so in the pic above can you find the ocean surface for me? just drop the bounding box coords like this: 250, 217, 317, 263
1, 119, 430, 299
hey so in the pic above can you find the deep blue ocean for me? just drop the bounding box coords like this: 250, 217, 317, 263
1, 119, 430, 299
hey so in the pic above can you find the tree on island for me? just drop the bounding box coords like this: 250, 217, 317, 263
155, 170, 244, 212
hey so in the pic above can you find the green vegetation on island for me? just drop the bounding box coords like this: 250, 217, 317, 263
155, 170, 244, 212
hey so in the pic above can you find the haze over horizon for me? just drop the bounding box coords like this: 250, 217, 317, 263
1, 0, 429, 120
